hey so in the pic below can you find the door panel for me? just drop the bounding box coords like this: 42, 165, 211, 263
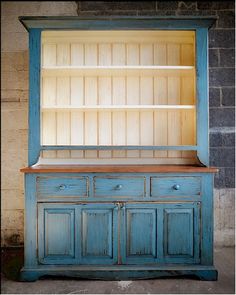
163, 203, 200, 263
164, 208, 193, 256
121, 203, 200, 264
38, 204, 77, 264
80, 204, 118, 264
126, 208, 156, 259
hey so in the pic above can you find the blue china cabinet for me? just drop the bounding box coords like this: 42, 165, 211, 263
19, 16, 218, 281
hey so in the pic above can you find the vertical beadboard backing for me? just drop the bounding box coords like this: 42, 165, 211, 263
41, 31, 196, 164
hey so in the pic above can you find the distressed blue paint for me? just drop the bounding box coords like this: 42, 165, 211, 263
164, 208, 193, 256
38, 204, 76, 264
24, 174, 37, 267
19, 16, 216, 31
126, 208, 156, 260
37, 176, 88, 197
42, 145, 197, 151
80, 204, 118, 264
94, 176, 145, 198
201, 174, 214, 265
28, 29, 41, 166
150, 177, 201, 197
20, 264, 218, 281
196, 28, 209, 166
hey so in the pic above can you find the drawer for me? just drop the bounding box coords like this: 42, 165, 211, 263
150, 177, 201, 197
37, 176, 88, 197
94, 176, 145, 197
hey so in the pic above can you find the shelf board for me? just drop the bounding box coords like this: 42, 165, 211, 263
41, 66, 195, 77
41, 105, 196, 111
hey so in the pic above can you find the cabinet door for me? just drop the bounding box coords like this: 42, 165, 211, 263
121, 204, 157, 264
80, 203, 118, 264
121, 203, 200, 264
38, 204, 77, 264
38, 203, 118, 265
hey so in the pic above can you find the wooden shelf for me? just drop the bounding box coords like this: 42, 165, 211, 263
20, 165, 219, 174
41, 105, 196, 111
42, 66, 195, 77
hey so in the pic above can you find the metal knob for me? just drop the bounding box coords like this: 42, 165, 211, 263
59, 184, 66, 190
173, 184, 180, 190
115, 184, 123, 190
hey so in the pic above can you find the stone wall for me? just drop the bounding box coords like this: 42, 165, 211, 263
1, 1, 235, 247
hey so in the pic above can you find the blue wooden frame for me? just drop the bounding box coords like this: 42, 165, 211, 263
22, 17, 216, 166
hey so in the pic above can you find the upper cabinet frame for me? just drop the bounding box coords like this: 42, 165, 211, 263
19, 16, 216, 166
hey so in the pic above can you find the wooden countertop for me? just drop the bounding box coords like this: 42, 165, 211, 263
20, 165, 218, 173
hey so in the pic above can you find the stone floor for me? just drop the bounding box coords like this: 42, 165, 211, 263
1, 247, 235, 294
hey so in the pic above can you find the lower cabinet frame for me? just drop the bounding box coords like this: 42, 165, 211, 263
21, 171, 218, 281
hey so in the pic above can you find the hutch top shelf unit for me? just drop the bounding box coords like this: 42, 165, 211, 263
20, 16, 216, 167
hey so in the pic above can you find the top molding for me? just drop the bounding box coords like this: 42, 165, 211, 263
19, 16, 217, 31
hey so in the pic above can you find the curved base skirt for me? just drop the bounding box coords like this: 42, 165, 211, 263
20, 265, 218, 282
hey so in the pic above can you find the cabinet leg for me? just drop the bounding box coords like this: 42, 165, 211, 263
20, 269, 41, 282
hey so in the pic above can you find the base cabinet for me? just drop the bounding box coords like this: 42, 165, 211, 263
21, 171, 218, 281
38, 202, 200, 266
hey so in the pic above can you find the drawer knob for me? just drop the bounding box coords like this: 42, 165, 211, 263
115, 184, 123, 190
59, 184, 66, 190
173, 184, 180, 190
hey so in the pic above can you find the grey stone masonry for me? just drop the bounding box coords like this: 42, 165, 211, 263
77, 1, 235, 189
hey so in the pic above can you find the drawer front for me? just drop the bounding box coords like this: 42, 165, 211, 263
150, 177, 201, 197
94, 176, 145, 197
37, 176, 88, 197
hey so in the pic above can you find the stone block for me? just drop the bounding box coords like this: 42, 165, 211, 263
1, 129, 28, 151
209, 29, 235, 49
1, 210, 24, 230
209, 49, 219, 68
222, 87, 235, 106
1, 149, 27, 190
214, 167, 225, 188
178, 2, 197, 10
1, 32, 28, 52
1, 190, 24, 210
210, 132, 223, 147
209, 68, 235, 87
139, 10, 176, 16
217, 11, 235, 28
219, 49, 235, 67
209, 108, 235, 127
1, 70, 28, 91
198, 1, 235, 10
157, 1, 179, 10
77, 10, 137, 16
1, 229, 24, 247
210, 147, 235, 167
209, 87, 221, 107
225, 168, 235, 188
222, 132, 235, 147
79, 1, 156, 11
1, 51, 28, 72
1, 103, 28, 131
1, 2, 77, 16
1, 89, 28, 102
176, 10, 217, 17
1, 15, 26, 33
